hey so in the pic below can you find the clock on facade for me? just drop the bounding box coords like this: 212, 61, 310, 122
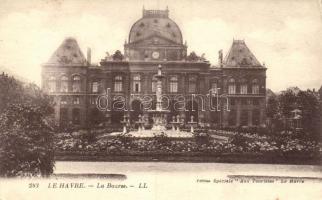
152, 51, 160, 59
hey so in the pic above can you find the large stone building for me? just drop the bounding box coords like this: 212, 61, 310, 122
42, 8, 267, 128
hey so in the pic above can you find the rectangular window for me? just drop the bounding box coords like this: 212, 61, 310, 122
241, 99, 248, 105
72, 83, 81, 92
114, 82, 122, 92
228, 85, 236, 94
211, 82, 218, 94
252, 85, 259, 94
114, 76, 123, 92
230, 99, 235, 106
189, 83, 196, 93
134, 83, 139, 92
48, 82, 56, 93
92, 82, 99, 93
60, 82, 68, 92
170, 82, 178, 93
60, 96, 68, 104
133, 75, 141, 93
133, 82, 141, 92
73, 97, 80, 104
170, 75, 178, 93
240, 85, 247, 94
90, 97, 96, 105
253, 99, 259, 105
188, 76, 197, 93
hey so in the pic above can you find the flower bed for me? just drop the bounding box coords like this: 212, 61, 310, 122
53, 130, 320, 158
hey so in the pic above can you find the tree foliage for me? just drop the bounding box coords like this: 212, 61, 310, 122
266, 88, 321, 141
0, 73, 55, 177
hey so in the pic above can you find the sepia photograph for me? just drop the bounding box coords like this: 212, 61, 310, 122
0, 0, 321, 199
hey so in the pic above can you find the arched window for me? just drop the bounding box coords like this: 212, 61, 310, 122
60, 108, 68, 126
72, 75, 81, 92
252, 79, 260, 94
241, 110, 249, 126
228, 109, 236, 126
133, 74, 141, 93
240, 78, 248, 94
72, 108, 80, 125
152, 75, 157, 92
114, 75, 123, 92
252, 109, 260, 126
130, 100, 143, 123
228, 78, 236, 94
170, 75, 178, 93
60, 76, 68, 92
48, 76, 56, 93
188, 75, 197, 93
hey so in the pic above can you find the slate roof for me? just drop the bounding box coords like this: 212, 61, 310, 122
223, 40, 262, 67
129, 9, 183, 45
46, 37, 87, 66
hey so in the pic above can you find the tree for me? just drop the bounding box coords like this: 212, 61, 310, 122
266, 95, 283, 132
296, 90, 321, 140
269, 87, 321, 141
0, 73, 24, 112
266, 96, 279, 119
0, 73, 55, 177
278, 89, 297, 118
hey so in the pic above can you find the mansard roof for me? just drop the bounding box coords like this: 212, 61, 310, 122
46, 37, 87, 66
223, 40, 262, 68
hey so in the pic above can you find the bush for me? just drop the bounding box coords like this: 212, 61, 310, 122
193, 132, 211, 146
0, 104, 55, 177
152, 132, 171, 147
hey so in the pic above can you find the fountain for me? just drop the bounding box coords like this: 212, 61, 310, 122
135, 114, 146, 133
169, 115, 183, 133
120, 115, 129, 134
112, 64, 194, 138
188, 115, 197, 133
147, 64, 170, 132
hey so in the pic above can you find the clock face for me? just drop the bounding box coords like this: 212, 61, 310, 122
152, 51, 160, 59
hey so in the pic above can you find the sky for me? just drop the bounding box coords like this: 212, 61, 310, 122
0, 0, 321, 92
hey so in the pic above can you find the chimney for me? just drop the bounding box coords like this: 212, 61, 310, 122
218, 49, 223, 67
87, 48, 91, 66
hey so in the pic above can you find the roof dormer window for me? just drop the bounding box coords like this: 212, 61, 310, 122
241, 58, 248, 65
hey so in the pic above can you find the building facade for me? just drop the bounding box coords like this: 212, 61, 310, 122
42, 8, 267, 128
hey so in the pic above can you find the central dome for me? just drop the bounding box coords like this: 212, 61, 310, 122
128, 9, 183, 45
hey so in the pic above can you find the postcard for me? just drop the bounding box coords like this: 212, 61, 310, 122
0, 0, 321, 199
